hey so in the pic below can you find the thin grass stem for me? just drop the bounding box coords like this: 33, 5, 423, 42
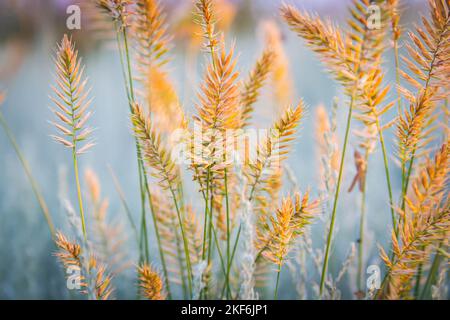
319, 90, 357, 296
122, 24, 174, 297
72, 149, 87, 241
66, 63, 87, 242
357, 152, 368, 293
375, 119, 397, 235
0, 112, 55, 237
224, 168, 231, 298
168, 186, 193, 298
413, 246, 425, 299
221, 224, 241, 298
114, 23, 150, 264
201, 169, 211, 260
145, 183, 173, 299
274, 264, 282, 300
420, 242, 444, 300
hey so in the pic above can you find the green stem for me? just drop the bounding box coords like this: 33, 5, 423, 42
169, 186, 193, 298
115, 29, 131, 102
72, 147, 87, 241
319, 90, 357, 296
118, 25, 173, 287
175, 228, 188, 300
137, 163, 149, 263
211, 219, 227, 276
202, 212, 228, 299
206, 191, 214, 277
122, 28, 135, 101
403, 153, 415, 205
393, 39, 402, 116
145, 182, 173, 299
376, 119, 397, 235
420, 242, 445, 300
195, 167, 229, 298
274, 264, 282, 300
0, 112, 55, 237
196, 167, 210, 300
221, 166, 262, 293
413, 248, 424, 299
221, 224, 241, 298
400, 156, 406, 216
392, 15, 403, 214
67, 61, 87, 242
121, 28, 172, 295
224, 168, 231, 299
203, 35, 220, 300
114, 23, 150, 264
399, 150, 416, 234
201, 169, 211, 260
357, 156, 368, 294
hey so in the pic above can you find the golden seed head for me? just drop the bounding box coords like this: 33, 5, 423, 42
137, 263, 165, 300
50, 35, 94, 155
96, 0, 132, 29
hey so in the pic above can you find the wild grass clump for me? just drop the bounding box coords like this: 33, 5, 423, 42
1, 0, 448, 300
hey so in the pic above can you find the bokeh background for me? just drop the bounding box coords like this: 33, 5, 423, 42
0, 0, 437, 299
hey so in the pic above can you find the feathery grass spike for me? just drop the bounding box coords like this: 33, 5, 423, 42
240, 48, 275, 128
54, 231, 114, 300
135, 0, 171, 69
138, 263, 166, 300
263, 20, 293, 108
258, 192, 320, 266
397, 0, 449, 168
196, 0, 218, 51
50, 35, 94, 240
246, 101, 304, 206
196, 39, 240, 131
134, 0, 185, 133
96, 0, 132, 29
132, 102, 193, 296
131, 103, 180, 191
380, 142, 449, 299
50, 35, 94, 155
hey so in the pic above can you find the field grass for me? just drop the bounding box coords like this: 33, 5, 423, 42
0, 0, 448, 300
